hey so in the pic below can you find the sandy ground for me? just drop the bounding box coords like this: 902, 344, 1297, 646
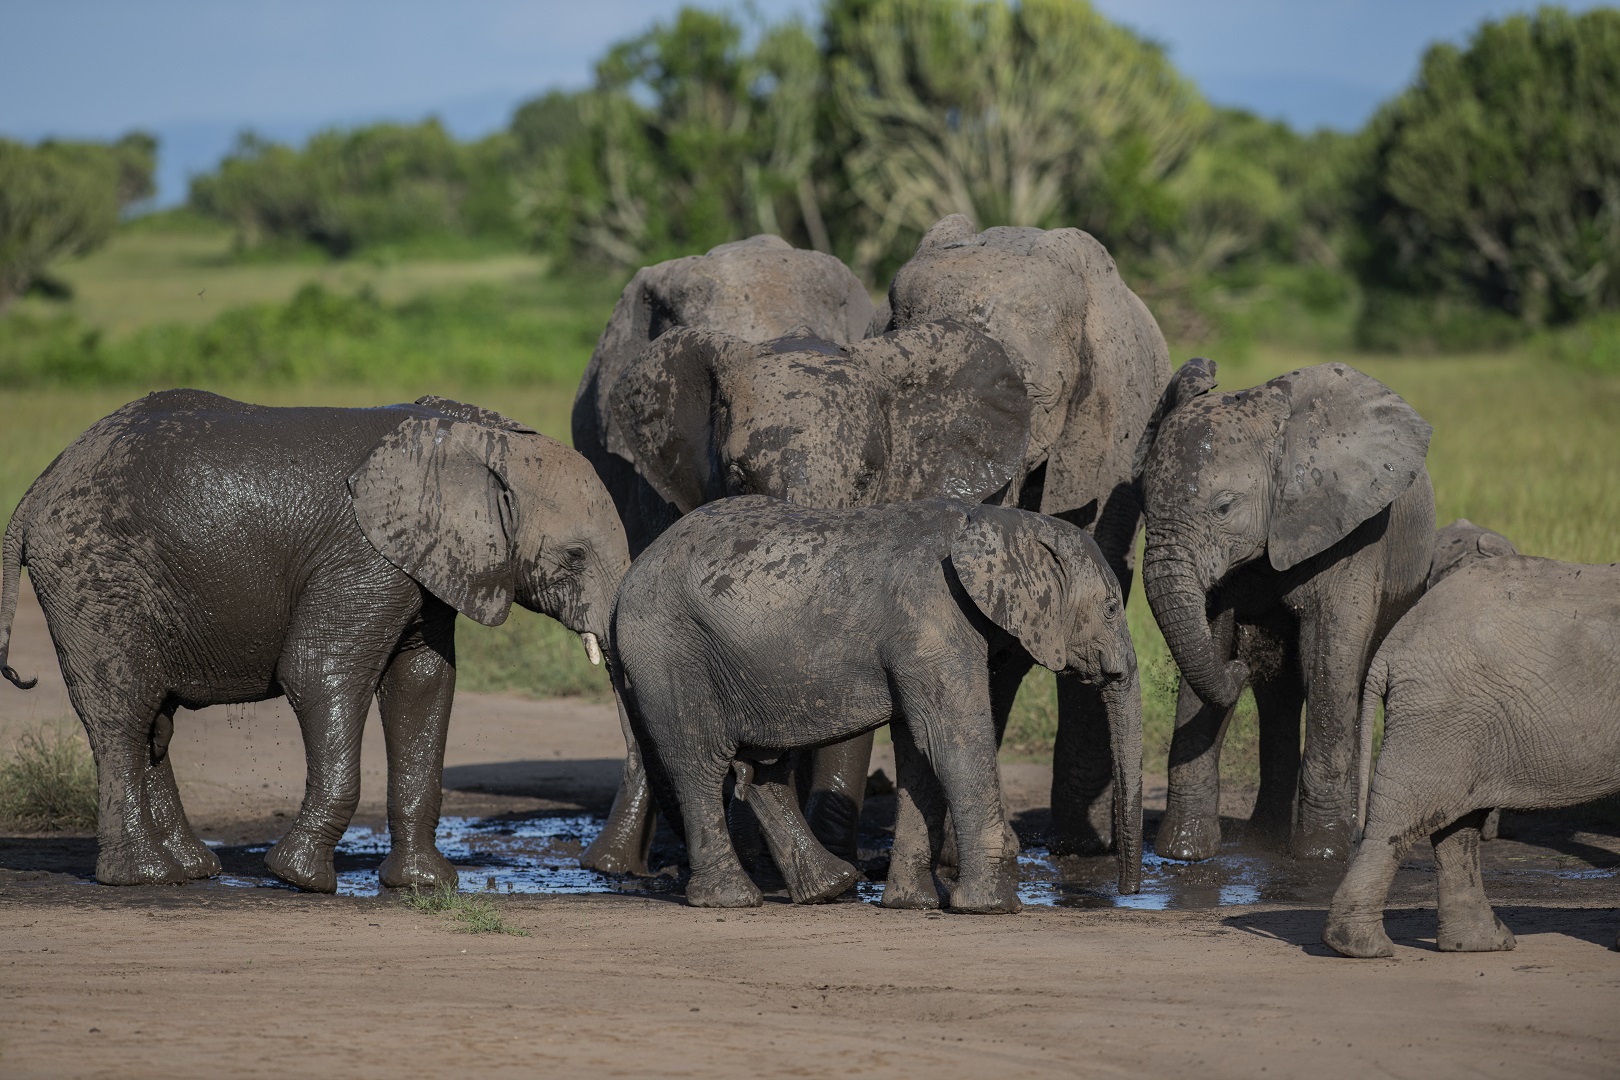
2, 580, 1618, 1078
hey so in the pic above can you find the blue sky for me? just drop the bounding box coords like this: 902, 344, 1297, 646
0, 1, 1603, 206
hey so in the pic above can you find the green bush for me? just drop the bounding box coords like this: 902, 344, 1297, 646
457, 609, 614, 702
1537, 310, 1620, 372
0, 274, 622, 388
0, 727, 98, 832
1354, 7, 1620, 331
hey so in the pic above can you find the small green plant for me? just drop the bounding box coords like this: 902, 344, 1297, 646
0, 727, 98, 831
399, 881, 530, 936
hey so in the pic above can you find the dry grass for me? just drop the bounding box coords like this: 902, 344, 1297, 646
0, 726, 98, 832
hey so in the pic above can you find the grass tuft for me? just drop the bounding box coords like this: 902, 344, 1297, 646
400, 881, 531, 936
0, 727, 98, 832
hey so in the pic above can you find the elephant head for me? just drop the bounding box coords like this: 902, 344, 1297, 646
1429, 518, 1517, 588
878, 215, 1170, 516
950, 504, 1144, 894
577, 235, 874, 457
349, 398, 630, 660
606, 321, 1033, 512
1137, 362, 1432, 709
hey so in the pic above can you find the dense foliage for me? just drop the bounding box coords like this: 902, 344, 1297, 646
1355, 7, 1620, 340
0, 133, 155, 310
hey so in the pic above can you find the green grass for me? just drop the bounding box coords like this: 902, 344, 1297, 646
400, 882, 531, 935
0, 726, 98, 832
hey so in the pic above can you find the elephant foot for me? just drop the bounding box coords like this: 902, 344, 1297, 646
580, 831, 651, 877
1155, 807, 1221, 862
1289, 821, 1353, 862
784, 859, 857, 905
379, 846, 458, 891
1323, 912, 1394, 958
95, 840, 190, 886
947, 871, 1022, 915
880, 861, 942, 910
160, 831, 222, 880
1437, 909, 1516, 953
265, 833, 338, 893
685, 864, 763, 908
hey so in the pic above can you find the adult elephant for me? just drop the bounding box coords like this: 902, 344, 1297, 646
1135, 360, 1435, 862
574, 234, 876, 874
874, 214, 1173, 854
0, 391, 628, 891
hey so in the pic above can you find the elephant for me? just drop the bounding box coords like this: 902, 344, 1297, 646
875, 214, 1173, 854
1429, 517, 1519, 841
0, 390, 628, 892
1429, 518, 1517, 589
1136, 359, 1435, 862
572, 234, 875, 875
610, 496, 1143, 912
1325, 555, 1620, 957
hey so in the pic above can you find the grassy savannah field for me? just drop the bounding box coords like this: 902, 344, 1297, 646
3, 222, 1619, 788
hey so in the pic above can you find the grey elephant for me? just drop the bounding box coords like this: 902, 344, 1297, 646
612, 497, 1143, 912
1325, 555, 1620, 957
1429, 518, 1517, 588
876, 214, 1173, 854
1136, 360, 1435, 862
573, 234, 875, 875
0, 390, 628, 891
1429, 517, 1519, 840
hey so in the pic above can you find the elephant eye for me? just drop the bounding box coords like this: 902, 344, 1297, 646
1214, 498, 1235, 517
1104, 597, 1120, 620
563, 544, 588, 566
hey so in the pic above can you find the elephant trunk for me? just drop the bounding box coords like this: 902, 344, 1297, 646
1103, 668, 1143, 894
1142, 540, 1245, 710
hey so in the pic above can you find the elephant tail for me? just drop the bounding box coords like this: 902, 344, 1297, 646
0, 507, 36, 690
1355, 653, 1390, 841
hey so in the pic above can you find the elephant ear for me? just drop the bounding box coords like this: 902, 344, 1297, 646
1267, 363, 1432, 572
950, 505, 1073, 672
608, 327, 740, 513
1131, 356, 1218, 478
350, 417, 519, 627
916, 213, 979, 253
867, 320, 1032, 504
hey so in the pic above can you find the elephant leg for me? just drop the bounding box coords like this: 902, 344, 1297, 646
143, 704, 219, 880
1323, 806, 1421, 958
70, 687, 189, 886
801, 731, 874, 865
882, 721, 947, 910
1050, 674, 1113, 855
375, 615, 459, 891
735, 759, 856, 904
580, 696, 658, 876
1159, 607, 1238, 862
1249, 670, 1304, 845
1433, 810, 1515, 953
676, 753, 760, 909
1291, 609, 1373, 861
265, 660, 376, 893
892, 686, 1018, 915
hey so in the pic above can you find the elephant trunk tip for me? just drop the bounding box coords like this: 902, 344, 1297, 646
3, 664, 37, 690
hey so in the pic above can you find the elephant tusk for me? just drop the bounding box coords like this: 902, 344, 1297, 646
580, 632, 603, 666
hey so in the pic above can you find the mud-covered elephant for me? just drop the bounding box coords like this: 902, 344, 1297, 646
573, 234, 876, 875
0, 390, 628, 891
874, 214, 1173, 854
1136, 360, 1435, 862
1325, 555, 1620, 957
612, 497, 1143, 911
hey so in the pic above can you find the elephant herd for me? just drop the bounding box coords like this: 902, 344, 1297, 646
0, 218, 1614, 958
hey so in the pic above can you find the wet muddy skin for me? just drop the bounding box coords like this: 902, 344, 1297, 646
10, 802, 1586, 914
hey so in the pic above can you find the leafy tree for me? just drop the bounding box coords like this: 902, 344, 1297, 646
0, 133, 155, 311
190, 119, 520, 256
822, 0, 1208, 279
1356, 6, 1620, 329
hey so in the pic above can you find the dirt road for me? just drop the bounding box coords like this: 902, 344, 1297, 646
2, 582, 1617, 1078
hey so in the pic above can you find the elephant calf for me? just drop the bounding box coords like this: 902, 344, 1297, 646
1325, 555, 1620, 957
0, 390, 628, 892
611, 497, 1143, 912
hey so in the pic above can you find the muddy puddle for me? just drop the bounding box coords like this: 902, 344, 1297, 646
196, 811, 1615, 908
